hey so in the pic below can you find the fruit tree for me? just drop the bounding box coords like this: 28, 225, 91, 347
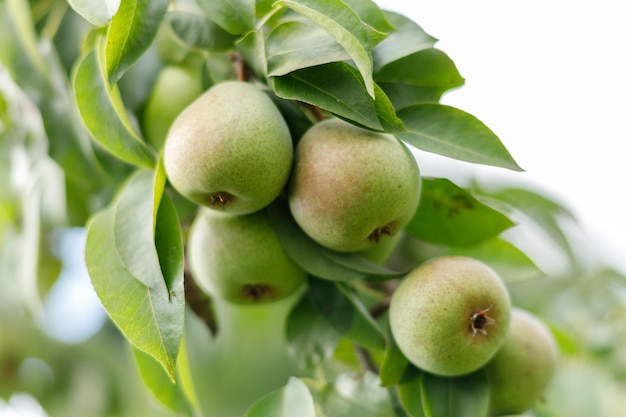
1, 1, 625, 417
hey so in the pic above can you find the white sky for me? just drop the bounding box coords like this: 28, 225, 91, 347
376, 0, 626, 273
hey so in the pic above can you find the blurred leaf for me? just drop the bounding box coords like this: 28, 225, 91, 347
237, 27, 268, 79
66, 0, 120, 27
287, 293, 342, 370
276, 0, 387, 97
245, 377, 316, 417
376, 49, 464, 109
85, 169, 184, 379
397, 104, 522, 171
397, 367, 426, 417
195, 0, 255, 34
106, 0, 169, 83
447, 237, 545, 283
73, 47, 157, 168
420, 371, 489, 417
168, 10, 237, 52
309, 279, 386, 351
267, 200, 401, 281
317, 371, 396, 417
406, 178, 515, 246
379, 326, 409, 387
132, 346, 189, 412
266, 20, 349, 77
373, 11, 437, 71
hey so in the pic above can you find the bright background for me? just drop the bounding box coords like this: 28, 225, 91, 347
376, 0, 626, 273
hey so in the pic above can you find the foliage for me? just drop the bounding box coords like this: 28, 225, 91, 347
1, 0, 625, 416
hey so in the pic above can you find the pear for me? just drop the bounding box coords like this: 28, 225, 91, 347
187, 206, 307, 304
143, 64, 204, 150
389, 256, 511, 376
164, 81, 293, 214
288, 118, 420, 252
485, 308, 558, 416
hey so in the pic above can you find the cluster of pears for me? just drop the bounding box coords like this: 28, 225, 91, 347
164, 79, 422, 304
389, 256, 558, 415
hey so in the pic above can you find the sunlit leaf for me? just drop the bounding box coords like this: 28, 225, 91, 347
275, 0, 387, 97
396, 104, 522, 171
106, 0, 169, 83
406, 178, 515, 246
132, 346, 189, 412
195, 0, 255, 34
85, 170, 184, 379
420, 371, 489, 417
245, 377, 316, 417
67, 0, 120, 26
72, 48, 156, 168
373, 11, 437, 71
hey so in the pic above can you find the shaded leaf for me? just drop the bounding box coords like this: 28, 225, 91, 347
106, 0, 169, 83
373, 11, 437, 71
276, 0, 387, 97
397, 367, 426, 417
72, 48, 156, 168
195, 0, 255, 34
267, 200, 401, 281
309, 279, 386, 351
406, 178, 515, 246
245, 377, 316, 417
85, 170, 184, 379
420, 371, 489, 417
286, 294, 341, 369
67, 0, 120, 26
447, 237, 546, 283
396, 104, 522, 171
379, 326, 409, 387
168, 10, 237, 52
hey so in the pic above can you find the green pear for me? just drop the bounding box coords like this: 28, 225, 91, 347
389, 256, 511, 376
187, 206, 307, 304
486, 308, 558, 416
143, 64, 204, 150
164, 81, 293, 214
288, 118, 420, 252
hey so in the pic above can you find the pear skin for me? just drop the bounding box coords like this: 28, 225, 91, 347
288, 118, 421, 252
164, 81, 293, 214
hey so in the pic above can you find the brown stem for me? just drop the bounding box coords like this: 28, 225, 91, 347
184, 256, 218, 335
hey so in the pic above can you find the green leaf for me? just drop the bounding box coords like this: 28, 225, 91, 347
266, 20, 349, 77
245, 377, 316, 417
195, 0, 255, 35
272, 62, 381, 130
317, 371, 396, 417
309, 279, 386, 351
85, 169, 185, 379
267, 200, 400, 281
275, 0, 387, 97
106, 0, 169, 83
420, 371, 489, 417
132, 346, 189, 412
168, 10, 237, 52
67, 0, 120, 26
379, 326, 409, 387
396, 104, 522, 171
406, 178, 515, 246
375, 49, 464, 109
286, 294, 341, 370
447, 237, 546, 283
373, 11, 437, 71
397, 367, 426, 417
72, 48, 156, 168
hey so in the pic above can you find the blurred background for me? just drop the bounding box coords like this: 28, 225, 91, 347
1, 1, 625, 416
